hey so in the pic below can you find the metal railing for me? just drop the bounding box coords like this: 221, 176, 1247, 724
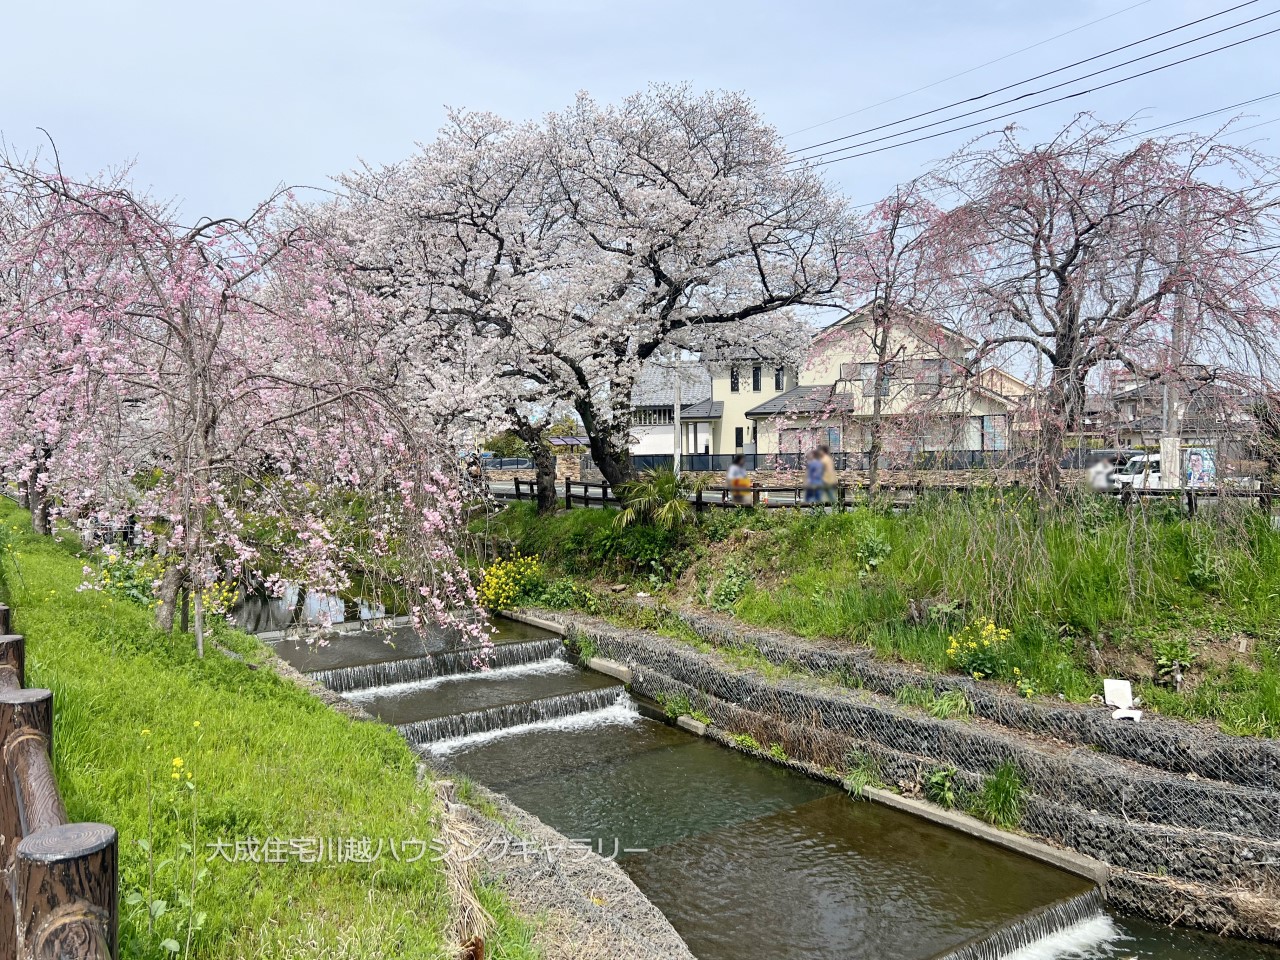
0, 603, 118, 959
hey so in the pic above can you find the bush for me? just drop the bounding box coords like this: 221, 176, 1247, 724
946, 617, 1011, 680
476, 553, 544, 610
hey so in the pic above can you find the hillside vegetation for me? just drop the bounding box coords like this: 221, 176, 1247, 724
480, 493, 1280, 737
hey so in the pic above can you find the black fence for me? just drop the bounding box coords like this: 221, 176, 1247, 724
609, 450, 1028, 475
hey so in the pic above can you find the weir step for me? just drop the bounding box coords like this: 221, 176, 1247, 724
929, 889, 1107, 960
308, 638, 564, 693
398, 686, 625, 745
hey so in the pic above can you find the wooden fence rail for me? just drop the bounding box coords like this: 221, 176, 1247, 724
495, 478, 1275, 517
0, 602, 118, 960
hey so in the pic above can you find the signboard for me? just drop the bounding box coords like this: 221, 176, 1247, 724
1184, 447, 1216, 489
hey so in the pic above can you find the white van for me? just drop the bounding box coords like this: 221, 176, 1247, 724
1112, 454, 1162, 489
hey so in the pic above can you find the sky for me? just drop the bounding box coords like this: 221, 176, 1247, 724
2, 0, 1278, 221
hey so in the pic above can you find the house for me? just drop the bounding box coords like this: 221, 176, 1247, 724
743, 308, 1027, 462
624, 307, 1028, 467
628, 361, 722, 458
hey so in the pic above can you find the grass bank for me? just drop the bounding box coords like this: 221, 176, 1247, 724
480, 495, 1280, 737
0, 500, 538, 960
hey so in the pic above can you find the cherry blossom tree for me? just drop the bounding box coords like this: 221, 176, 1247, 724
334, 85, 854, 493
934, 115, 1280, 490
835, 180, 972, 489
0, 153, 486, 656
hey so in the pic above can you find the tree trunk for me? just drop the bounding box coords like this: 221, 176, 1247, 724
193, 586, 205, 659
576, 398, 630, 489
28, 444, 52, 536
512, 419, 558, 514
155, 564, 185, 632
1037, 361, 1083, 494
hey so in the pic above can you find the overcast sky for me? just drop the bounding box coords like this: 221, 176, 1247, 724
3, 0, 1277, 220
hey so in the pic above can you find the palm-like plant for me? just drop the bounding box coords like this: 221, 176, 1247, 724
614, 467, 708, 530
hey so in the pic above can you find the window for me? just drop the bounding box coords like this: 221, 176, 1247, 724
734, 426, 744, 449
775, 367, 785, 390
730, 367, 740, 392
916, 359, 943, 396
752, 365, 762, 391
633, 408, 674, 426
839, 362, 860, 382
862, 362, 893, 397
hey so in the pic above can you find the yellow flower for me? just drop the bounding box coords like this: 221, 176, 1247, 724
193, 721, 201, 729
140, 729, 151, 737
171, 772, 180, 780
172, 756, 184, 768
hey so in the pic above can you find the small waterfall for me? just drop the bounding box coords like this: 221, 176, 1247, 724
308, 638, 563, 693
426, 693, 641, 757
930, 889, 1115, 960
399, 687, 625, 746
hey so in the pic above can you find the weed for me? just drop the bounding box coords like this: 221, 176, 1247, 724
729, 733, 761, 751
709, 563, 751, 612
968, 761, 1025, 829
929, 690, 974, 720
843, 750, 884, 799
923, 766, 959, 809
655, 691, 693, 721
768, 743, 787, 762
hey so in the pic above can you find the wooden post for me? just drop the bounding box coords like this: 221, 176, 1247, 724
751, 485, 759, 509
1186, 488, 1198, 519
0, 604, 10, 636
14, 821, 118, 960
0, 634, 24, 690
695, 487, 704, 514
564, 478, 572, 510
1, 687, 56, 957
838, 484, 847, 512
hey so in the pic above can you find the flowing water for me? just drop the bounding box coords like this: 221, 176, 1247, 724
280, 617, 1280, 960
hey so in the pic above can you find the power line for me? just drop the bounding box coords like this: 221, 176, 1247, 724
801, 25, 1280, 168
1114, 91, 1280, 140
782, 0, 1156, 139
790, 0, 1264, 156
791, 5, 1280, 164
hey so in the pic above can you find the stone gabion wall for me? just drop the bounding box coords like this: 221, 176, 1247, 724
672, 609, 1280, 792
550, 613, 1280, 941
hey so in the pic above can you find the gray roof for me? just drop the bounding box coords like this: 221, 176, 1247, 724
630, 361, 712, 407
679, 400, 724, 421
745, 385, 859, 418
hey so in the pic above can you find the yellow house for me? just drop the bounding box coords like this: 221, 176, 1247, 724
626, 309, 1028, 465
743, 309, 1027, 462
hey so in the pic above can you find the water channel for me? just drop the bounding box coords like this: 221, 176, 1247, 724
267, 618, 1280, 960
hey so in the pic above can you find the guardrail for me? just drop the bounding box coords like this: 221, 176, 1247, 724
0, 602, 118, 960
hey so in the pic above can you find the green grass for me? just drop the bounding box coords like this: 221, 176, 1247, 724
0, 502, 539, 960
967, 762, 1025, 830
490, 493, 1280, 737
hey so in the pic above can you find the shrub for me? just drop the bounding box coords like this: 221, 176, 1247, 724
476, 553, 544, 610
946, 617, 1011, 680
536, 577, 598, 612
709, 563, 751, 611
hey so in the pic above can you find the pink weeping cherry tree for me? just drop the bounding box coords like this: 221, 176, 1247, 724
0, 152, 487, 656
933, 115, 1280, 491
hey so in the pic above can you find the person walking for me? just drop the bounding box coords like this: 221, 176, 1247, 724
727, 454, 751, 505
804, 449, 824, 505
818, 444, 838, 505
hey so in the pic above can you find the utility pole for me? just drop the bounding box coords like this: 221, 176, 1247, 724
673, 366, 682, 477
1161, 191, 1188, 489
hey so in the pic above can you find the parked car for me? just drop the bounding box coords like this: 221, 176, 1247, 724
1076, 450, 1131, 491
1112, 453, 1162, 489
